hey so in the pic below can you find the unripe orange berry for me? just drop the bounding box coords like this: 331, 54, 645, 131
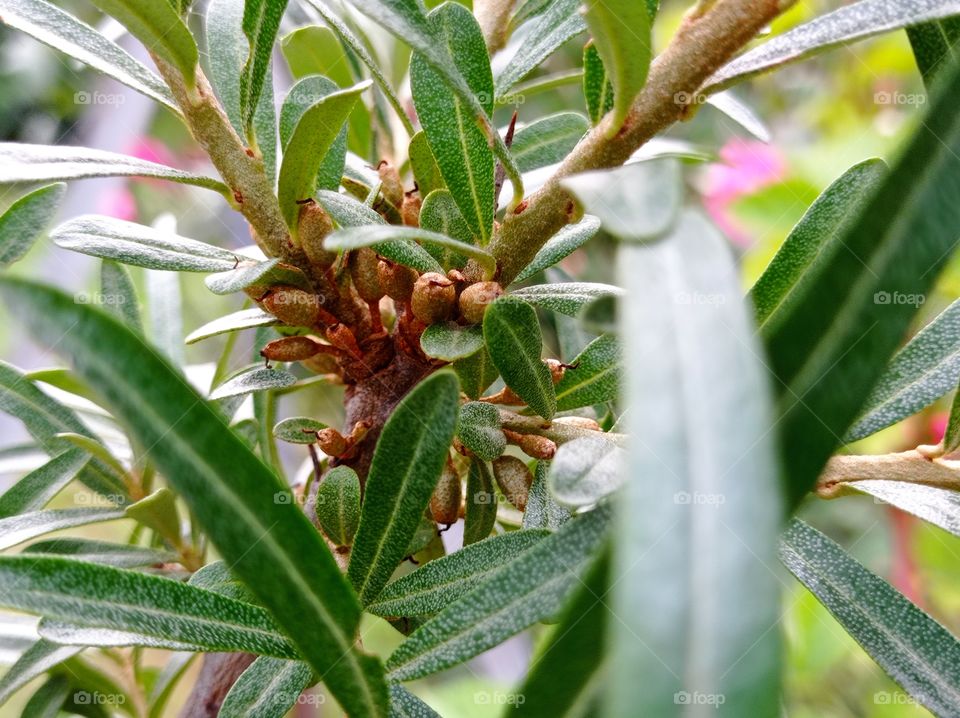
411, 272, 457, 325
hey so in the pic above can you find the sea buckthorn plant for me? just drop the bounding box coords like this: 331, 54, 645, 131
3, 0, 960, 715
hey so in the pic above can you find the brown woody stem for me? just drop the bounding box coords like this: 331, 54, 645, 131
816, 450, 960, 498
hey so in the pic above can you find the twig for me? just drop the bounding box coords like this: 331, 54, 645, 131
816, 450, 960, 498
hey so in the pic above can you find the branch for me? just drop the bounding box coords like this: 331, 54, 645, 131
816, 450, 960, 499
476, 0, 516, 54
479, 0, 797, 285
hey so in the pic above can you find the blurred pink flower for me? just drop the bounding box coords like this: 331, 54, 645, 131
929, 412, 948, 444
703, 138, 787, 247
95, 138, 179, 221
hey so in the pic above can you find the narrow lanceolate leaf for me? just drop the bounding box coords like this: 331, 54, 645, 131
511, 283, 624, 318
0, 183, 65, 267
751, 159, 886, 333
845, 299, 960, 443
0, 508, 127, 551
315, 466, 361, 548
219, 656, 313, 718
348, 372, 460, 606
210, 368, 297, 400
511, 113, 589, 173
419, 190, 471, 269
185, 308, 278, 344
548, 435, 625, 508
386, 508, 610, 682
316, 190, 386, 227
704, 0, 960, 94
581, 0, 651, 133
610, 210, 783, 717
456, 402, 506, 461
852, 481, 960, 538
420, 324, 484, 361
514, 215, 601, 282
408, 133, 444, 197
0, 640, 81, 707
0, 144, 228, 193
0, 556, 296, 656
463, 458, 497, 545
411, 3, 495, 246
205, 259, 310, 295
765, 56, 960, 505
89, 0, 198, 84
484, 299, 556, 419
909, 17, 960, 85
583, 42, 613, 125
280, 76, 348, 193
326, 226, 492, 275
389, 686, 440, 718
240, 0, 289, 130
51, 215, 238, 272
277, 81, 372, 229
0, 279, 389, 718
496, 0, 586, 98
512, 552, 609, 718
22, 538, 173, 568
453, 346, 499, 400
0, 0, 177, 110
0, 450, 88, 518
367, 531, 549, 617
554, 334, 620, 411
523, 460, 571, 531
781, 519, 960, 717
100, 261, 142, 331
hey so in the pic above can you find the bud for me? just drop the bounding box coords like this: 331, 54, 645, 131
492, 455, 533, 511
545, 359, 566, 384
430, 462, 462, 525
377, 160, 405, 209
297, 200, 337, 268
554, 416, 602, 431
513, 433, 557, 460
260, 286, 322, 327
302, 351, 341, 375
401, 190, 422, 227
411, 272, 457, 324
459, 281, 503, 324
325, 323, 363, 359
378, 259, 418, 302
260, 335, 323, 363
349, 248, 384, 302
317, 428, 348, 457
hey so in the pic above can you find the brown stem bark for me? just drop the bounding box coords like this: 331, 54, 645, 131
178, 653, 255, 718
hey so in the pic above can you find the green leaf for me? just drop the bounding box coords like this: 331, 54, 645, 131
325, 226, 467, 274
273, 417, 328, 444
581, 0, 651, 133
22, 675, 69, 718
385, 508, 609, 681
146, 266, 184, 365
205, 258, 311, 295
367, 530, 549, 617
206, 0, 278, 182
705, 0, 960, 94
853, 481, 960, 537
523, 460, 571, 531
456, 402, 506, 461
418, 190, 472, 269
277, 81, 372, 229
348, 371, 460, 605
409, 132, 445, 197
281, 26, 353, 86
185, 308, 278, 344
51, 215, 238, 272
189, 561, 257, 602
0, 450, 88, 518
909, 17, 960, 85
0, 640, 81, 707
0, 183, 65, 267
765, 56, 960, 505
496, 0, 585, 99
514, 215, 600, 283
751, 159, 887, 333
609, 210, 782, 717
316, 466, 361, 548
845, 298, 960, 443
0, 143, 228, 193
22, 538, 173, 568
583, 41, 613, 125
55, 433, 127, 486
125, 488, 181, 546
239, 0, 289, 131
389, 685, 440, 717
317, 189, 386, 227
89, 0, 198, 84
0, 278, 389, 718
561, 158, 682, 240
553, 333, 620, 411
511, 112, 589, 172
411, 4, 494, 246
548, 435, 624, 508
781, 518, 960, 717
453, 346, 499, 400
463, 458, 497, 545
420, 324, 484, 361
210, 368, 297, 400
220, 656, 313, 718
0, 0, 177, 110
0, 508, 127, 551
100, 261, 143, 331
279, 75, 348, 193
483, 298, 556, 419
511, 551, 608, 718
511, 282, 623, 317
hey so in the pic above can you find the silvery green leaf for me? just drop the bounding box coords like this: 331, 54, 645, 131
852, 481, 960, 538
316, 189, 386, 227
389, 685, 440, 718
514, 215, 600, 283
706, 92, 771, 143
185, 308, 278, 345
0, 640, 81, 707
0, 183, 65, 268
418, 190, 471, 269
145, 264, 184, 365
511, 113, 589, 173
554, 334, 620, 411
583, 42, 613, 126
21, 538, 173, 568
326, 225, 493, 275
0, 508, 127, 551
220, 656, 313, 718
0, 450, 89, 518
239, 0, 289, 131
453, 346, 499, 400
548, 435, 625, 507
511, 282, 624, 317
209, 368, 297, 400
408, 132, 445, 197
909, 17, 960, 85
420, 324, 484, 361
273, 417, 327, 444
523, 461, 571, 531
205, 259, 311, 295
457, 402, 506, 462
51, 215, 238, 272
279, 75, 348, 193
315, 466, 361, 548
100, 261, 142, 332
463, 458, 497, 545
